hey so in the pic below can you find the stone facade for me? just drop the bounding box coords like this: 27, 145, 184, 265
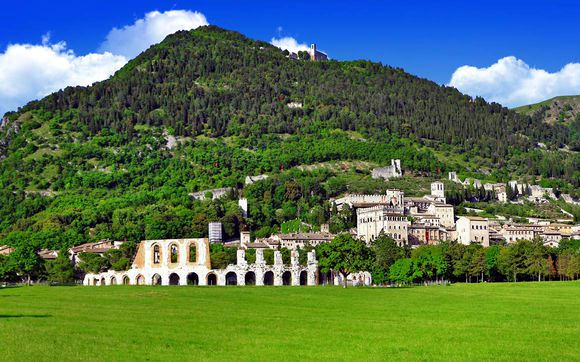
456, 216, 489, 246
356, 206, 410, 244
83, 238, 318, 287
371, 159, 402, 180
245, 174, 269, 185
189, 187, 233, 200
427, 203, 455, 229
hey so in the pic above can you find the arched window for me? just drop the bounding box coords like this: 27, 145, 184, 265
153, 244, 161, 264
189, 243, 197, 263
170, 244, 179, 264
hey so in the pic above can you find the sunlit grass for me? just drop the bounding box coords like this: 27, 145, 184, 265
0, 282, 578, 361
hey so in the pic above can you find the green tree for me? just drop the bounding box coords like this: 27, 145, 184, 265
77, 253, 108, 274
389, 258, 418, 285
317, 233, 371, 287
8, 244, 43, 285
46, 251, 75, 284
371, 234, 406, 284
527, 240, 548, 281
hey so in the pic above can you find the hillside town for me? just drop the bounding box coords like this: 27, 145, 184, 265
2, 159, 577, 287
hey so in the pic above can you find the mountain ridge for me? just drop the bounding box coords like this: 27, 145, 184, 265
0, 26, 577, 251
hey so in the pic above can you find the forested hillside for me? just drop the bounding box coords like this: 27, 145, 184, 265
0, 26, 577, 252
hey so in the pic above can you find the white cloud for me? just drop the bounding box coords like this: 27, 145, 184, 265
0, 10, 209, 116
271, 36, 310, 54
448, 56, 580, 107
0, 42, 126, 115
99, 10, 208, 59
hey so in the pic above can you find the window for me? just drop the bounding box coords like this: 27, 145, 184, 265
170, 244, 179, 263
153, 245, 160, 264
189, 244, 197, 263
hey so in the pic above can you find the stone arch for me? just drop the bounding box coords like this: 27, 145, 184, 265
169, 243, 179, 264
136, 274, 145, 285
282, 271, 292, 286
207, 273, 217, 286
122, 275, 130, 285
169, 273, 180, 285
152, 244, 161, 265
300, 270, 308, 285
263, 271, 274, 285
187, 272, 199, 285
100, 277, 106, 286
189, 242, 197, 263
245, 271, 256, 285
92, 278, 98, 286
152, 273, 162, 285
110, 276, 117, 285
226, 271, 238, 286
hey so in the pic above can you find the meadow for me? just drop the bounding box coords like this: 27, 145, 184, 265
0, 282, 578, 361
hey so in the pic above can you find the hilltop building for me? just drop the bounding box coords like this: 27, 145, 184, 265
371, 159, 402, 180
308, 43, 328, 61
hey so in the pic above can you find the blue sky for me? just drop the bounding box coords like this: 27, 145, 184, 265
0, 1, 579, 114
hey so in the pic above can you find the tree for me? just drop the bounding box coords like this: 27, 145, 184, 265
411, 245, 448, 284
389, 258, 418, 285
485, 245, 502, 281
77, 253, 109, 274
8, 244, 43, 285
317, 233, 371, 287
0, 254, 16, 281
470, 247, 486, 282
46, 251, 75, 284
371, 234, 406, 284
527, 240, 548, 282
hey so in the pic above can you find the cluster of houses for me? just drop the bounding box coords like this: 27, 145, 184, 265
1, 159, 579, 286
449, 171, 578, 206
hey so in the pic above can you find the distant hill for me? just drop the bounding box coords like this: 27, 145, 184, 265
513, 95, 580, 124
0, 26, 577, 251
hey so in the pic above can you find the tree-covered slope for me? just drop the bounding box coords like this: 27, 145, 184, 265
0, 26, 577, 252
5, 26, 572, 159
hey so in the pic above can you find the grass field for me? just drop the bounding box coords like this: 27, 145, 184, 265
1, 282, 579, 361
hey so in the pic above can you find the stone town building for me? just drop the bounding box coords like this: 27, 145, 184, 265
356, 206, 410, 245
427, 203, 455, 229
238, 198, 248, 218
431, 181, 445, 200
83, 238, 319, 287
541, 231, 562, 247
456, 216, 490, 246
269, 232, 335, 250
38, 249, 58, 261
69, 240, 124, 266
334, 189, 404, 209
408, 224, 448, 245
502, 226, 536, 243
498, 191, 508, 203
448, 172, 459, 183
371, 159, 402, 180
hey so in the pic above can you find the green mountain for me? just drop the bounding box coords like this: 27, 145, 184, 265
513, 95, 580, 132
0, 26, 578, 250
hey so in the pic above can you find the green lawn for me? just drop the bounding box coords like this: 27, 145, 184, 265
1, 282, 579, 361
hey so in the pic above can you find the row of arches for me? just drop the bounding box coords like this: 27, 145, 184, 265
92, 270, 308, 286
